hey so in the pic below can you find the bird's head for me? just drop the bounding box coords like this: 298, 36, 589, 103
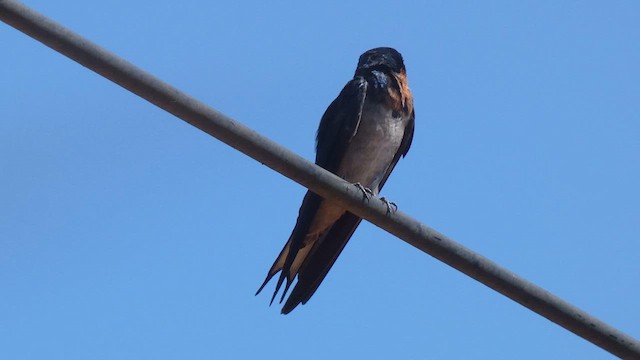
355, 47, 405, 76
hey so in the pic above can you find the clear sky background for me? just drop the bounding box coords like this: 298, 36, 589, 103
1, 1, 638, 359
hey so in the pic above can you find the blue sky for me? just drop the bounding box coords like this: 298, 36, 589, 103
1, 1, 638, 359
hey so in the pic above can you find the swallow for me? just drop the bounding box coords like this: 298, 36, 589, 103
256, 47, 415, 314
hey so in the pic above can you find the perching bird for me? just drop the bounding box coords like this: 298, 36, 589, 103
256, 47, 415, 314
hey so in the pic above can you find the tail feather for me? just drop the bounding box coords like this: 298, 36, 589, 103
281, 212, 362, 314
255, 241, 290, 296
255, 191, 322, 304
270, 273, 287, 305
257, 194, 364, 314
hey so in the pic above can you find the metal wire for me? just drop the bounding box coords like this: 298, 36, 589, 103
1, 0, 638, 358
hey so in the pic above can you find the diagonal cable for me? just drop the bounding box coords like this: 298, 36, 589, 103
0, 1, 638, 358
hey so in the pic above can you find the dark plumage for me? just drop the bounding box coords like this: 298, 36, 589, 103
257, 47, 415, 314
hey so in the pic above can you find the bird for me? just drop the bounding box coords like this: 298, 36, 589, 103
256, 47, 415, 314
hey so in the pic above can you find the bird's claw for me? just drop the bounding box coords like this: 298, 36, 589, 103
380, 197, 398, 215
353, 182, 373, 201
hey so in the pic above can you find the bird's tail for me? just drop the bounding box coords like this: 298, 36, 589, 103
281, 212, 362, 314
256, 191, 322, 305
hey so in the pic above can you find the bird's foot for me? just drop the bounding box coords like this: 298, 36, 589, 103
353, 182, 373, 201
380, 197, 398, 215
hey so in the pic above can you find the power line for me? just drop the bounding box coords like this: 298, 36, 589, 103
1, 0, 638, 358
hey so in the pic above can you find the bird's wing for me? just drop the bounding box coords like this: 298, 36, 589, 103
315, 76, 368, 171
281, 109, 415, 314
256, 77, 368, 304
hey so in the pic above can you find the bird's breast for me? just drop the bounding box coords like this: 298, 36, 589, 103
336, 101, 407, 194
